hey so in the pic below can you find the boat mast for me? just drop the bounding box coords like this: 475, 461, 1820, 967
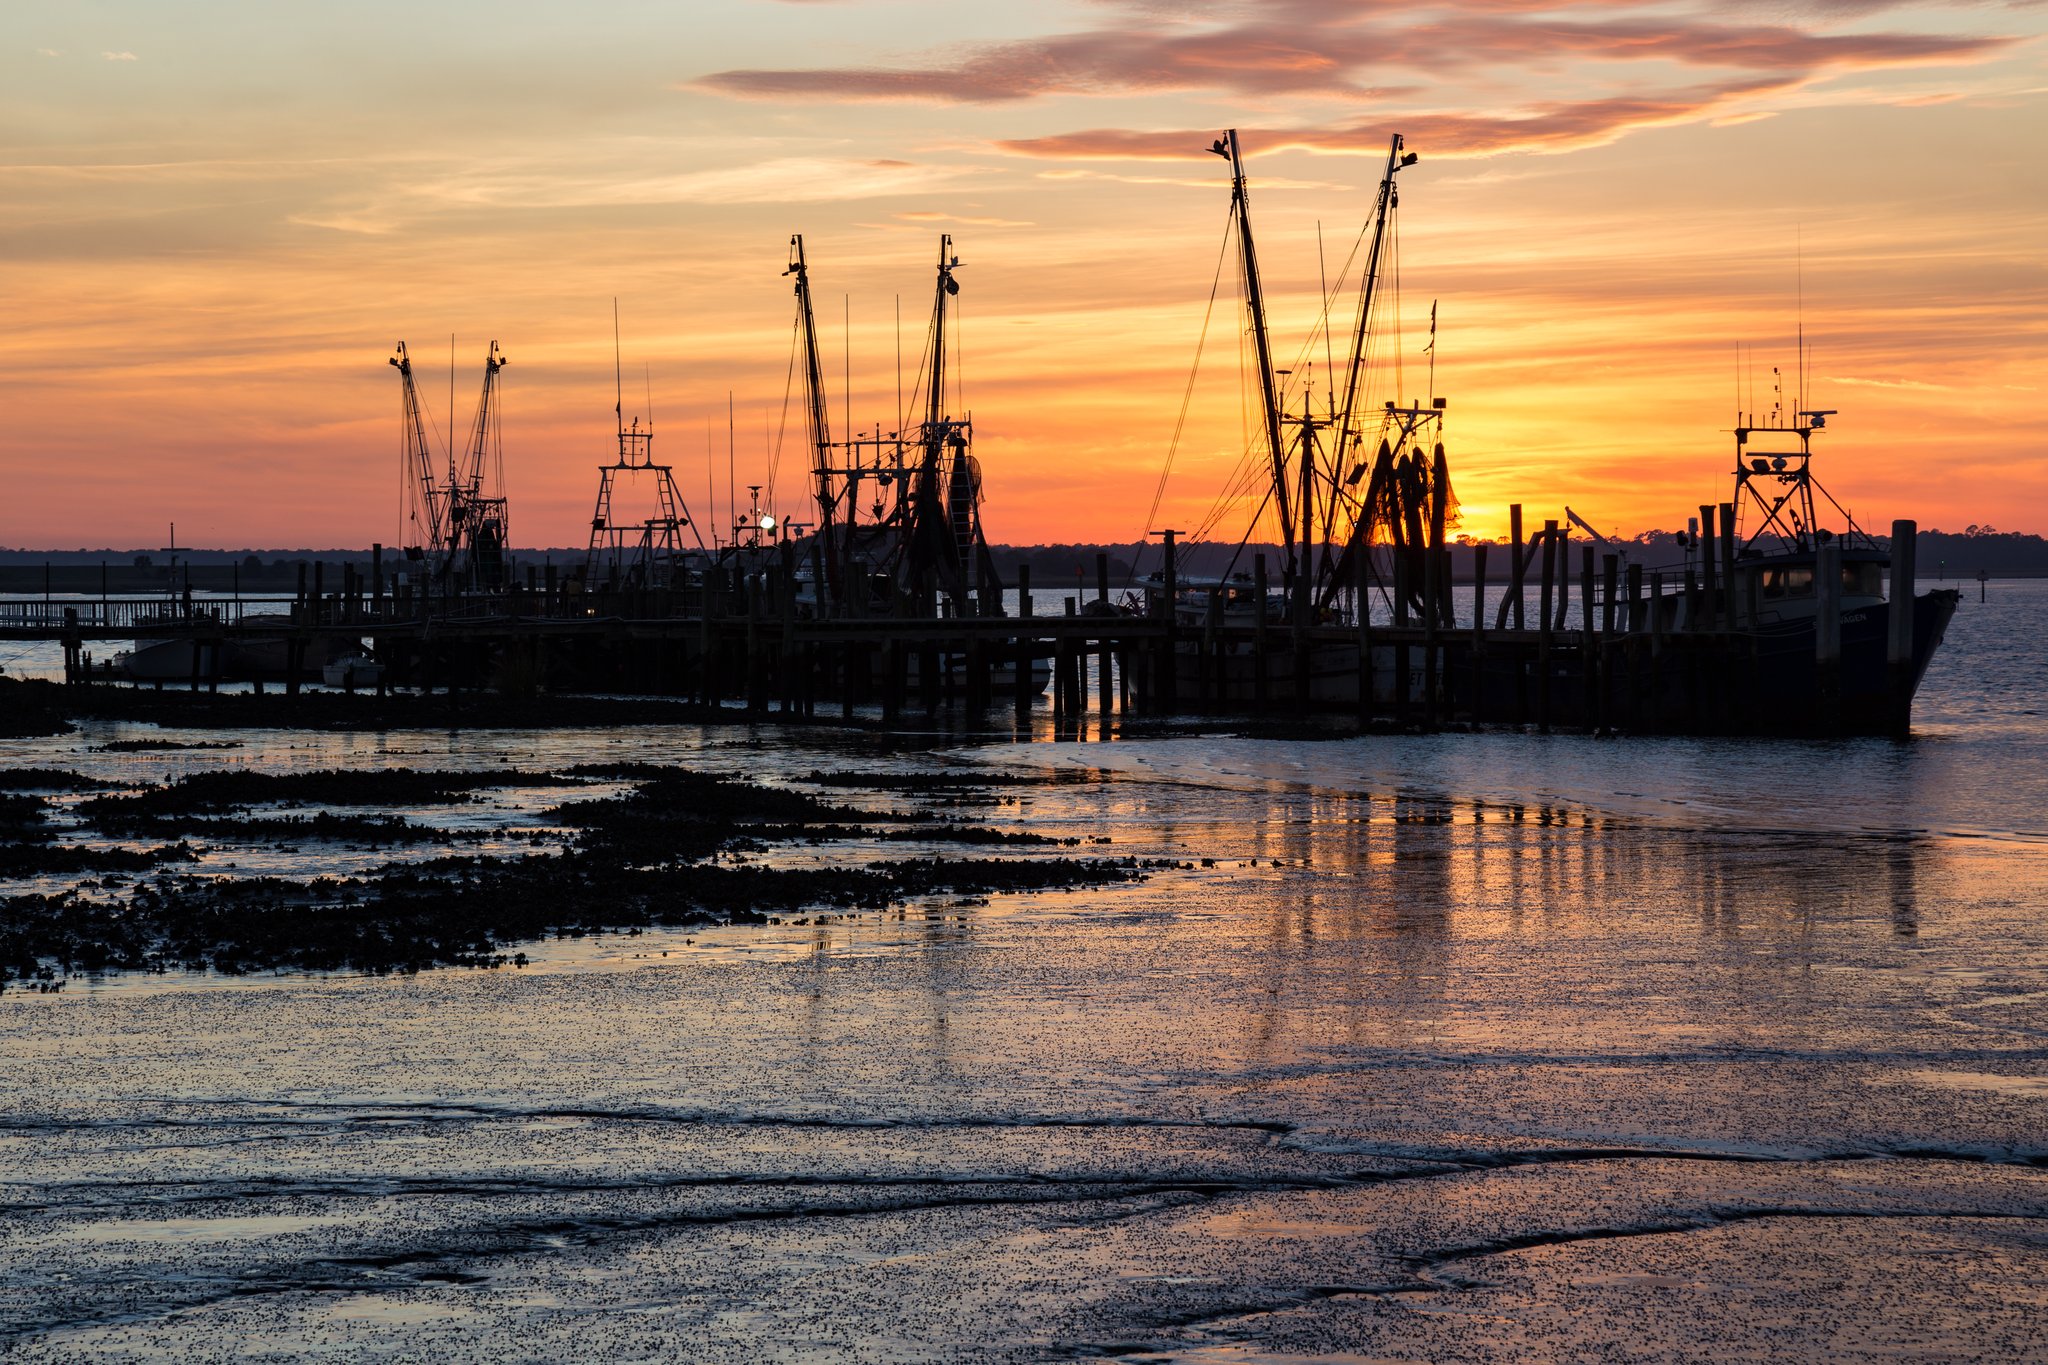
1213, 130, 1291, 578
1334, 135, 1414, 482
786, 235, 837, 597
389, 341, 449, 565
453, 341, 510, 587
460, 342, 505, 497
925, 234, 956, 443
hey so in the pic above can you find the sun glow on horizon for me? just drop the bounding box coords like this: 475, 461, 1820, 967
1, 3, 2041, 550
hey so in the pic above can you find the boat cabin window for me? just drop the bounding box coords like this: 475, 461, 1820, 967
1758, 562, 1883, 600
1760, 566, 1814, 599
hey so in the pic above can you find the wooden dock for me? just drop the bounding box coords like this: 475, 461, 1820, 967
0, 521, 1947, 736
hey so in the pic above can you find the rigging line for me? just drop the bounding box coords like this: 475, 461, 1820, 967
1133, 213, 1234, 583
771, 314, 802, 516
1218, 484, 1277, 585
1318, 221, 1334, 419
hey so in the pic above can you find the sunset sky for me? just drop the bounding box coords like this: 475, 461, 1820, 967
3, 0, 2042, 550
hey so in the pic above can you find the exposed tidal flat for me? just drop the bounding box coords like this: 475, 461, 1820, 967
2, 586, 2047, 1360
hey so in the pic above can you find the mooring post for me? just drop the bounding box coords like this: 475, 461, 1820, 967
1096, 552, 1110, 609
1696, 505, 1718, 631
1097, 630, 1113, 721
1580, 544, 1597, 730
1537, 526, 1557, 732
1625, 562, 1644, 727
1601, 554, 1619, 636
1887, 519, 1918, 736
1470, 542, 1488, 722
1156, 529, 1179, 712
1551, 530, 1570, 633
1647, 571, 1665, 726
1509, 504, 1526, 630
1018, 564, 1032, 618
1015, 628, 1034, 721
1719, 501, 1739, 630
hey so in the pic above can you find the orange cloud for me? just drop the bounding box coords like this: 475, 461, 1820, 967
695, 13, 2011, 104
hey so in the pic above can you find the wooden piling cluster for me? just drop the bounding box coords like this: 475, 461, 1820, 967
7, 514, 1941, 736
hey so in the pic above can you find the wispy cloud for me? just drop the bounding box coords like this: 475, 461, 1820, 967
895, 210, 1034, 227
694, 12, 2011, 105
1000, 78, 1810, 160
35, 48, 61, 58
100, 50, 138, 62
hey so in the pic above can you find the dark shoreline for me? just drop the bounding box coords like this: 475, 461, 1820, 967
0, 760, 1155, 993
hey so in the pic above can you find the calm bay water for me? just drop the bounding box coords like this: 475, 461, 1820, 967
1, 582, 2044, 1360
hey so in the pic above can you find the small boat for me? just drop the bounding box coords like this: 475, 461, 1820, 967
322, 654, 384, 689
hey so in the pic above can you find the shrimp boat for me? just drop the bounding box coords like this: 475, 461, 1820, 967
1137, 127, 1957, 733
1145, 127, 1449, 707
1633, 406, 1959, 732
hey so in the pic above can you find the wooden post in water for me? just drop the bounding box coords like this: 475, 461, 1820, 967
1648, 571, 1665, 728
1096, 552, 1110, 609
1719, 501, 1739, 630
1552, 530, 1571, 633
1015, 627, 1034, 721
1625, 562, 1644, 728
1601, 555, 1619, 636
1887, 519, 1917, 737
1816, 539, 1843, 732
1509, 505, 1526, 630
1537, 525, 1557, 732
1157, 530, 1179, 712
1097, 629, 1113, 720
1581, 544, 1597, 730
1470, 543, 1488, 722
1018, 564, 1032, 618
1697, 505, 1718, 631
